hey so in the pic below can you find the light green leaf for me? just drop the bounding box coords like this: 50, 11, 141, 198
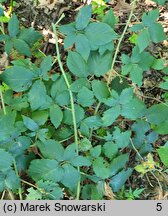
18, 28, 42, 46
0, 66, 34, 92
157, 147, 168, 166
79, 138, 92, 152
5, 170, 20, 191
121, 98, 146, 119
151, 58, 164, 70
70, 78, 90, 93
83, 116, 102, 129
50, 104, 63, 129
90, 145, 101, 158
130, 64, 143, 86
40, 55, 52, 76
31, 110, 49, 126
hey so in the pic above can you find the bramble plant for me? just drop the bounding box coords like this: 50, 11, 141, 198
0, 0, 167, 200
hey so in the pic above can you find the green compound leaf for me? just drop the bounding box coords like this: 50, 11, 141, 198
0, 149, 14, 172
67, 51, 90, 77
110, 154, 129, 176
92, 157, 111, 179
22, 115, 39, 131
13, 39, 32, 57
76, 34, 90, 61
92, 80, 110, 102
49, 104, 63, 129
102, 9, 116, 28
28, 159, 64, 182
85, 22, 118, 46
0, 66, 34, 92
8, 14, 19, 37
88, 51, 112, 77
75, 5, 92, 30
103, 142, 118, 160
63, 105, 84, 125
148, 23, 166, 43
110, 168, 133, 192
37, 139, 64, 161
18, 28, 42, 47
61, 164, 80, 191
102, 105, 121, 127
71, 156, 91, 167
28, 80, 52, 111
137, 29, 150, 53
77, 87, 95, 107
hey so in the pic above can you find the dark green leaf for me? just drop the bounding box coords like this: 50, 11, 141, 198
22, 115, 39, 131
28, 159, 64, 182
67, 51, 89, 77
110, 154, 129, 176
110, 168, 133, 192
88, 51, 112, 77
8, 14, 19, 37
28, 80, 52, 111
62, 164, 80, 190
0, 66, 34, 92
102, 9, 116, 28
77, 87, 95, 107
75, 5, 92, 30
92, 80, 110, 102
37, 139, 64, 161
13, 39, 31, 57
93, 157, 111, 179
50, 104, 63, 129
76, 34, 90, 61
0, 149, 13, 172
85, 23, 118, 46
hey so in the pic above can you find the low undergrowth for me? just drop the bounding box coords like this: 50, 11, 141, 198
0, 0, 168, 200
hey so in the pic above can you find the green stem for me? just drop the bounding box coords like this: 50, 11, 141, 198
89, 102, 101, 140
0, 87, 6, 115
107, 0, 137, 86
52, 20, 80, 200
13, 160, 23, 200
